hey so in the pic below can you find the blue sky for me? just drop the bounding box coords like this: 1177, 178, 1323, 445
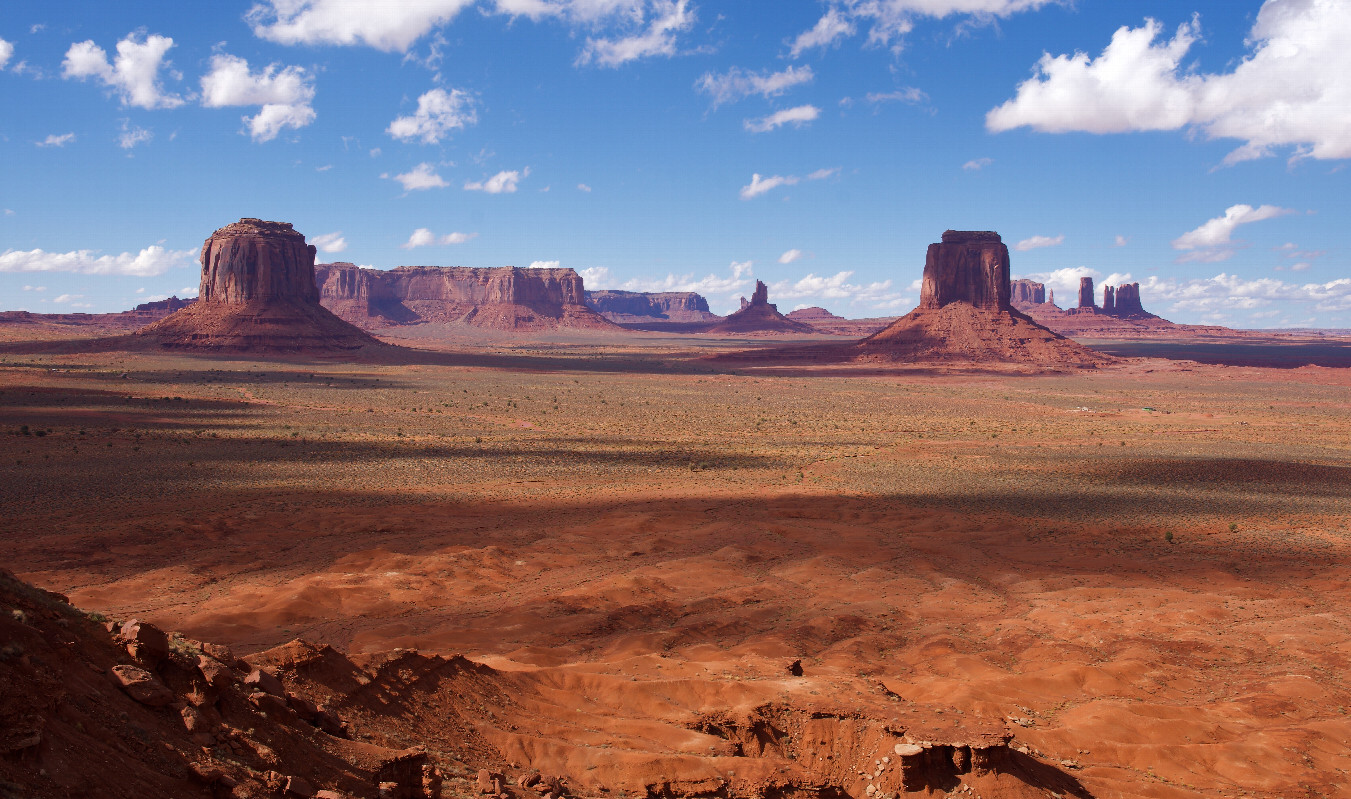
1, 0, 1348, 326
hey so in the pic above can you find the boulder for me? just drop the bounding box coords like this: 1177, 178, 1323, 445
284, 775, 316, 797
244, 668, 286, 697
196, 654, 234, 688
118, 620, 170, 665
109, 665, 174, 707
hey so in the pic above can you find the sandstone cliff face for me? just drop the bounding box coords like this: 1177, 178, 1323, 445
1113, 282, 1146, 317
315, 263, 613, 331
137, 219, 378, 352
199, 219, 320, 304
1078, 277, 1096, 310
918, 231, 1009, 311
1010, 279, 1046, 306
706, 280, 815, 335
858, 231, 1106, 367
584, 290, 717, 323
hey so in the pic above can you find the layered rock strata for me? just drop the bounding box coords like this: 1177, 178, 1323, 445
138, 219, 379, 352
856, 231, 1106, 366
316, 263, 614, 331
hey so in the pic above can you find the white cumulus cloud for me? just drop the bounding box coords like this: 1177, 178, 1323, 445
1171, 203, 1295, 262
696, 65, 814, 108
401, 228, 477, 248
200, 53, 317, 142
37, 133, 75, 148
0, 38, 13, 70
386, 162, 450, 191
577, 183, 592, 192
577, 0, 695, 67
744, 104, 821, 133
1014, 234, 1064, 252
962, 157, 992, 171
739, 167, 836, 200
778, 249, 803, 264
118, 120, 153, 149
789, 7, 855, 57
248, 0, 478, 51
528, 260, 561, 269
465, 168, 527, 193
61, 33, 185, 109
0, 246, 195, 276
988, 2, 1351, 164
740, 173, 799, 200
769, 271, 912, 311
387, 87, 477, 144
791, 1, 1054, 57
311, 232, 348, 253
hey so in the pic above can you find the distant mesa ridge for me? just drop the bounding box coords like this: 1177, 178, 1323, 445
584, 289, 717, 323
315, 262, 614, 331
137, 218, 379, 352
705, 280, 815, 335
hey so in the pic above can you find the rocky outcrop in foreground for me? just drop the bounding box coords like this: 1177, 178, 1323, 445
316, 263, 614, 331
584, 290, 718, 324
137, 219, 379, 352
0, 568, 1090, 799
704, 281, 816, 335
856, 231, 1105, 366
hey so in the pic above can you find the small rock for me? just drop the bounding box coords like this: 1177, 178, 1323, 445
315, 791, 347, 799
109, 664, 174, 706
196, 655, 235, 688
284, 775, 316, 797
249, 691, 290, 715
787, 659, 803, 677
119, 620, 170, 665
893, 744, 924, 757
179, 705, 206, 732
243, 668, 285, 696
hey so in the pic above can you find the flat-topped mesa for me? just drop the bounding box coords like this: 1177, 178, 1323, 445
314, 263, 613, 331
919, 230, 1010, 311
584, 290, 716, 323
199, 218, 319, 304
1010, 279, 1046, 306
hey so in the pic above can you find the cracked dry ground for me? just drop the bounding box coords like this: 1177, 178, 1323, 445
2, 337, 1350, 798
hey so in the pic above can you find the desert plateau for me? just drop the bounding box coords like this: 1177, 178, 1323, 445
3, 220, 1351, 799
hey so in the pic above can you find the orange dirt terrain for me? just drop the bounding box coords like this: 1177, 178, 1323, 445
2, 329, 1351, 798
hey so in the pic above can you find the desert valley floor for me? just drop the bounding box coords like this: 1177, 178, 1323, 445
3, 329, 1351, 799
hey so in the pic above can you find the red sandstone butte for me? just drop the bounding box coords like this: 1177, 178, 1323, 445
856, 231, 1106, 366
138, 219, 379, 352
